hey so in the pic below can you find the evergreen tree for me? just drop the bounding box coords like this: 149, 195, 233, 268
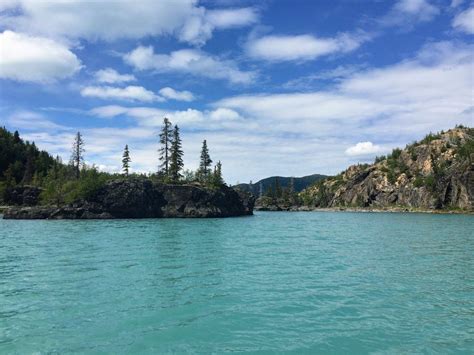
198, 139, 212, 181
22, 148, 35, 184
70, 132, 85, 179
275, 177, 282, 198
169, 125, 184, 183
212, 161, 224, 186
158, 117, 173, 177
122, 145, 131, 176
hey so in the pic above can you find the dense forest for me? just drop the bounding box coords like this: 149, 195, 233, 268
236, 174, 327, 195
0, 118, 226, 206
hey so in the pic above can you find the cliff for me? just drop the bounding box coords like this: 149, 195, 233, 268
301, 127, 473, 211
3, 179, 255, 219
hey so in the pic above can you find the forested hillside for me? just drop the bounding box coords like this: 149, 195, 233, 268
236, 174, 327, 195
0, 127, 56, 186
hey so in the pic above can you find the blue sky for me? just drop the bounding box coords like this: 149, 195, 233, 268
0, 0, 473, 183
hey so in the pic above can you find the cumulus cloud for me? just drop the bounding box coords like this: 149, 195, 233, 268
207, 8, 258, 28
216, 41, 473, 139
1, 0, 258, 45
81, 86, 164, 102
452, 6, 474, 34
90, 105, 243, 128
94, 68, 136, 84
159, 87, 195, 102
246, 32, 369, 61
0, 30, 81, 82
178, 6, 259, 46
345, 142, 385, 156
124, 46, 256, 84
381, 0, 439, 27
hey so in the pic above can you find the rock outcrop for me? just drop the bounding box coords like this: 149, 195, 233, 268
301, 127, 474, 211
3, 179, 255, 219
3, 185, 42, 206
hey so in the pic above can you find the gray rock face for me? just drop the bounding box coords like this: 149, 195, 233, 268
3, 179, 255, 219
302, 128, 474, 211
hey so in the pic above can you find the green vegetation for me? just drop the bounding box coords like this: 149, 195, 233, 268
419, 132, 442, 145
122, 145, 131, 177
456, 136, 474, 161
1, 118, 228, 206
261, 176, 301, 206
169, 125, 184, 183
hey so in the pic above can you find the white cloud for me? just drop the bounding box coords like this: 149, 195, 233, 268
124, 46, 256, 84
0, 30, 81, 82
7, 110, 66, 130
159, 87, 195, 102
94, 68, 136, 84
178, 6, 259, 46
90, 105, 244, 128
1, 1, 258, 46
215, 41, 473, 150
81, 86, 164, 102
381, 0, 439, 26
452, 6, 474, 34
451, 0, 464, 7
246, 33, 369, 61
345, 142, 385, 156
207, 7, 258, 28
2, 0, 195, 41
7, 40, 473, 183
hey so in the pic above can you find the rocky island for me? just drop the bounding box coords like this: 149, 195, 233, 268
3, 179, 254, 219
0, 120, 254, 220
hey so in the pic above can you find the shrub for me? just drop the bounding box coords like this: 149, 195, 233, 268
420, 132, 442, 145
424, 174, 436, 191
413, 176, 424, 187
457, 138, 474, 161
391, 148, 402, 160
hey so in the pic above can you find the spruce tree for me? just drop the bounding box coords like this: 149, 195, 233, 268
122, 145, 131, 176
275, 177, 282, 198
169, 125, 184, 183
70, 131, 84, 179
158, 117, 173, 177
212, 161, 224, 186
198, 139, 212, 181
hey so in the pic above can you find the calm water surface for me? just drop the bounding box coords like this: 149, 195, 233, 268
0, 212, 473, 353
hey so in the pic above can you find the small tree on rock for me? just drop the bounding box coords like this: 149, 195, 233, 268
197, 139, 212, 182
70, 132, 84, 179
159, 117, 173, 178
169, 125, 184, 183
122, 144, 131, 176
212, 161, 224, 186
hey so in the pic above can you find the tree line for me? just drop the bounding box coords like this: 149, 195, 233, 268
1, 119, 226, 205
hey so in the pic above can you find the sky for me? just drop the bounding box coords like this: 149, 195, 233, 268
0, 0, 473, 184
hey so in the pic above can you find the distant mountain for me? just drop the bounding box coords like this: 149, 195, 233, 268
235, 174, 328, 195
301, 126, 473, 211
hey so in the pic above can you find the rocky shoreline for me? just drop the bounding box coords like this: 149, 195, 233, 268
3, 179, 254, 219
255, 205, 473, 214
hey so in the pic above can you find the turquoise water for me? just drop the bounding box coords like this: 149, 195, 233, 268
0, 212, 473, 353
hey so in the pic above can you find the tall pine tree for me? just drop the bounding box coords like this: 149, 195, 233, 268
198, 139, 212, 181
70, 132, 84, 179
169, 125, 184, 183
159, 117, 173, 177
122, 145, 131, 176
